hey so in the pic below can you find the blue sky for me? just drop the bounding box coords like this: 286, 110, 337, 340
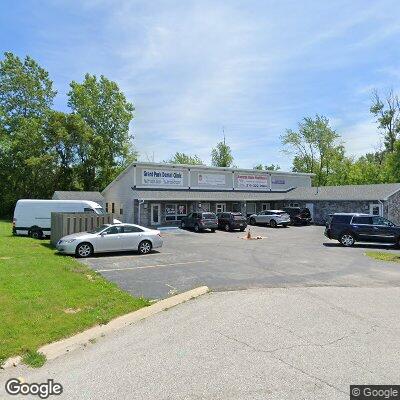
1, 0, 400, 170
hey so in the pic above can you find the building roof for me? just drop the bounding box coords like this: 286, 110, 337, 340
132, 183, 400, 202
133, 190, 288, 202
52, 191, 105, 202
286, 183, 400, 201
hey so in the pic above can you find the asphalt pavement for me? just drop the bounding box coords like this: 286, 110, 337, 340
1, 287, 399, 400
79, 225, 400, 299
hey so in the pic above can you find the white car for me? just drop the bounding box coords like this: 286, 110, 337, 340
249, 210, 290, 228
56, 223, 163, 257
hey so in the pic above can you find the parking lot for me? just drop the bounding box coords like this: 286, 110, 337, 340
80, 225, 400, 299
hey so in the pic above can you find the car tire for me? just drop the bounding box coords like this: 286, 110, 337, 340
181, 221, 186, 229
249, 217, 256, 226
224, 223, 231, 232
210, 228, 216, 233
194, 224, 200, 232
29, 229, 43, 239
75, 242, 93, 258
239, 227, 246, 232
282, 223, 288, 228
138, 240, 152, 255
270, 220, 277, 228
340, 233, 355, 247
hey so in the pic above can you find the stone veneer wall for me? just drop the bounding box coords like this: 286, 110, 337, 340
283, 200, 381, 225
387, 190, 400, 225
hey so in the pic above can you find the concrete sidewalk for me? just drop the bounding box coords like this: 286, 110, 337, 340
1, 287, 400, 399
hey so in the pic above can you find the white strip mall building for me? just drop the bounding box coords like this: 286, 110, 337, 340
101, 162, 314, 226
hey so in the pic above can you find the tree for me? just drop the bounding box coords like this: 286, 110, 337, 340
281, 115, 344, 186
0, 52, 56, 130
386, 140, 400, 182
254, 163, 280, 171
165, 152, 203, 165
211, 140, 233, 167
370, 89, 400, 153
68, 74, 136, 189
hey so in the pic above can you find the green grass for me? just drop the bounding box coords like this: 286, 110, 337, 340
366, 251, 400, 263
22, 350, 46, 368
0, 220, 150, 364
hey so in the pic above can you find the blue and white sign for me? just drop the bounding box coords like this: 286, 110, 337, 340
142, 169, 183, 186
272, 178, 285, 185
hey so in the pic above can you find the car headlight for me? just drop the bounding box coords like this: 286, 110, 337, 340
65, 239, 76, 243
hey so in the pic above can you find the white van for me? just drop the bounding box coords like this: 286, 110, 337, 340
13, 199, 106, 238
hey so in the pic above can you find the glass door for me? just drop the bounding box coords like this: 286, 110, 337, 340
150, 203, 161, 225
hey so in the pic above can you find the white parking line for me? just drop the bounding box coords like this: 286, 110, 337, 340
97, 260, 208, 272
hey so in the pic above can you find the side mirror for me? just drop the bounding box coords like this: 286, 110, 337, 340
100, 232, 107, 236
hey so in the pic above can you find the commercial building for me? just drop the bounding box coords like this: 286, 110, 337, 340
101, 162, 313, 226
54, 162, 400, 226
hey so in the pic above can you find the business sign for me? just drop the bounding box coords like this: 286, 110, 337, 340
237, 174, 269, 189
272, 178, 285, 185
198, 173, 226, 187
142, 169, 183, 186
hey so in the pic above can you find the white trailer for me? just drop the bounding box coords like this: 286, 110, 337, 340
13, 199, 106, 238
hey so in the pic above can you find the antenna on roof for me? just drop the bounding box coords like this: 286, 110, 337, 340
222, 126, 226, 145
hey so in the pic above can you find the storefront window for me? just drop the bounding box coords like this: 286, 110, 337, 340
165, 204, 187, 221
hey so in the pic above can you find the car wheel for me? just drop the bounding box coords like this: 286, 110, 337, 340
224, 223, 231, 232
249, 217, 256, 226
29, 229, 43, 239
270, 220, 277, 228
282, 224, 288, 228
138, 240, 152, 255
340, 233, 355, 247
210, 228, 216, 233
240, 227, 245, 232
181, 220, 186, 229
75, 242, 93, 258
194, 224, 200, 232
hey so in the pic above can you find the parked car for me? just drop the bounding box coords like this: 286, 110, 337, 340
180, 212, 218, 232
248, 210, 290, 228
282, 207, 312, 225
216, 212, 247, 231
56, 223, 163, 257
13, 199, 108, 239
325, 213, 400, 247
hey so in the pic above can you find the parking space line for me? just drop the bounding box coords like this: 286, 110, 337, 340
97, 260, 208, 272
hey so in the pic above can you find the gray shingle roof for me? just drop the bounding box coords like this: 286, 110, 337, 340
132, 183, 400, 202
133, 190, 287, 202
286, 183, 400, 201
52, 191, 105, 202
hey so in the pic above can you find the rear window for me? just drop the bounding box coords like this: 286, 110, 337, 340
202, 213, 216, 219
233, 214, 244, 220
331, 214, 353, 224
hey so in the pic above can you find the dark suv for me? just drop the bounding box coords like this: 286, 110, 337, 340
282, 207, 312, 225
325, 213, 400, 247
180, 212, 218, 232
216, 212, 247, 232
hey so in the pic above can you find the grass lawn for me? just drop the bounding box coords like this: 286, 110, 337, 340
366, 251, 400, 263
0, 220, 150, 365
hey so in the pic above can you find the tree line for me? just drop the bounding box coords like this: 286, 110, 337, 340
1, 51, 399, 216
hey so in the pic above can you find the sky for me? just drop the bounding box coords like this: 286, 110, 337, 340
1, 0, 400, 170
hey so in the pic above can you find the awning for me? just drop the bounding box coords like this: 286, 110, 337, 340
131, 189, 288, 202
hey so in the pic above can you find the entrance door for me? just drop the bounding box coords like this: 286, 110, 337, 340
246, 203, 256, 217
216, 203, 226, 213
262, 203, 270, 211
305, 203, 314, 222
370, 203, 383, 216
150, 203, 161, 225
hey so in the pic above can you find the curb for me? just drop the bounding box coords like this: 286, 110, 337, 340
1, 286, 209, 370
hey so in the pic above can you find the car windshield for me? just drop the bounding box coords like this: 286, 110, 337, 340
94, 207, 106, 215
87, 224, 108, 234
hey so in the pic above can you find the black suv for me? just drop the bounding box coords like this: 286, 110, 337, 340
282, 207, 312, 225
325, 213, 400, 247
180, 212, 218, 232
216, 212, 247, 232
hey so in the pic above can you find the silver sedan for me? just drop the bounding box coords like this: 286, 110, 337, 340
56, 223, 163, 257
249, 210, 290, 228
